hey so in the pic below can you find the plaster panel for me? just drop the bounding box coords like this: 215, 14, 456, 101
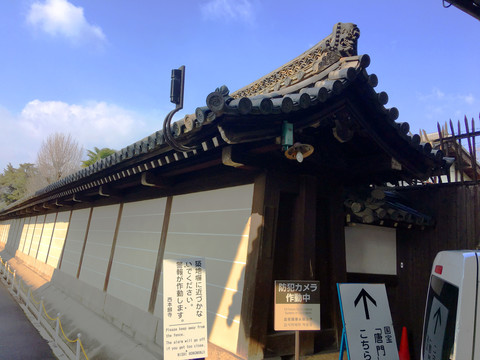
61, 208, 91, 277
79, 204, 119, 290
19, 217, 34, 254
37, 213, 56, 263
156, 184, 253, 355
108, 198, 166, 311
47, 211, 70, 268
28, 215, 45, 258
345, 224, 397, 275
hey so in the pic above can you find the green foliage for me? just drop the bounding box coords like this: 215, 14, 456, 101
82, 147, 116, 168
0, 163, 37, 205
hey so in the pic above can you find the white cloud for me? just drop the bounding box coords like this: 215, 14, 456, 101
463, 94, 475, 105
416, 87, 480, 124
201, 0, 254, 24
27, 0, 106, 45
0, 100, 149, 170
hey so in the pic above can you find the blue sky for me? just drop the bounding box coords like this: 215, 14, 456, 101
1, 0, 479, 170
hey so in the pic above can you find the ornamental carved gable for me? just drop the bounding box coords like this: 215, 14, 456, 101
232, 22, 360, 98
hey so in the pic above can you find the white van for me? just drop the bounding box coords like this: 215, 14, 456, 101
421, 250, 480, 359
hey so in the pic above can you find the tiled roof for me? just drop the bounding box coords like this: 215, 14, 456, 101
0, 23, 449, 215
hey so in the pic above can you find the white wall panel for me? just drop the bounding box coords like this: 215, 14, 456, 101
345, 224, 397, 275
157, 184, 254, 354
0, 221, 10, 243
29, 215, 45, 258
47, 211, 70, 268
108, 198, 166, 311
8, 218, 24, 253
37, 213, 56, 263
19, 217, 34, 254
61, 209, 90, 277
79, 205, 119, 290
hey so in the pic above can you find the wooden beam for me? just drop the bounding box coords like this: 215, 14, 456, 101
98, 185, 120, 197
58, 210, 73, 270
43, 202, 56, 210
237, 172, 277, 359
44, 212, 58, 263
76, 207, 93, 279
104, 203, 124, 292
27, 216, 39, 256
141, 172, 171, 188
148, 196, 173, 313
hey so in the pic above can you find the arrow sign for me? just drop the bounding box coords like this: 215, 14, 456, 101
354, 288, 377, 320
433, 307, 442, 334
337, 283, 399, 360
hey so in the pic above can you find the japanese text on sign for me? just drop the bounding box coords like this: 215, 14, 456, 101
163, 258, 207, 360
274, 280, 321, 331
337, 283, 399, 360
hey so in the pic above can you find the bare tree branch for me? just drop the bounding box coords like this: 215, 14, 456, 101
27, 133, 83, 193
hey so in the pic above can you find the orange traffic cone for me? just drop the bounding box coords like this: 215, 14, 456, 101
398, 326, 411, 360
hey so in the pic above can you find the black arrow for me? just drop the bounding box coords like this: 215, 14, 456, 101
354, 288, 377, 320
433, 307, 442, 334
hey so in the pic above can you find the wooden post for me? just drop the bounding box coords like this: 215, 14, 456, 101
237, 172, 277, 359
76, 208, 93, 279
103, 203, 124, 292
148, 196, 173, 313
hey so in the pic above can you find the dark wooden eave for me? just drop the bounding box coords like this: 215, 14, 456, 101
0, 22, 449, 219
445, 0, 480, 20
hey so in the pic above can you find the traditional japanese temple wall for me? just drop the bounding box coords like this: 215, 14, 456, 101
0, 183, 255, 358
47, 212, 69, 268
61, 208, 90, 277
107, 197, 167, 311
155, 185, 253, 354
79, 204, 120, 290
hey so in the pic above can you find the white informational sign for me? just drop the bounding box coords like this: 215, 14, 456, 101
337, 283, 399, 360
163, 258, 207, 359
423, 297, 448, 359
274, 280, 321, 331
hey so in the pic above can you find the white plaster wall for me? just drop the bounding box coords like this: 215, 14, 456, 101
0, 221, 10, 244
0, 221, 10, 243
108, 198, 166, 311
19, 216, 34, 254
345, 224, 397, 275
47, 211, 70, 268
79, 204, 120, 290
28, 214, 45, 258
37, 213, 56, 263
61, 208, 91, 277
7, 218, 23, 253
157, 184, 254, 355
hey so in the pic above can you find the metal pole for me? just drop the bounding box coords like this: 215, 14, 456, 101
295, 330, 300, 360
38, 297, 43, 320
76, 333, 81, 360
55, 313, 61, 345
27, 287, 31, 310
11, 270, 16, 291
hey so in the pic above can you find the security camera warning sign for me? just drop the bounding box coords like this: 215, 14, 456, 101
274, 280, 321, 331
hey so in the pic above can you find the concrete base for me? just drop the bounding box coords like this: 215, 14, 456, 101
2, 251, 162, 360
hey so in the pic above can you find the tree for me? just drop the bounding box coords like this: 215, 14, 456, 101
27, 133, 83, 193
0, 163, 37, 205
82, 147, 116, 167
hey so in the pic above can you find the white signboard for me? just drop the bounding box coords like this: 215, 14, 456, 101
274, 280, 321, 331
163, 258, 207, 359
423, 297, 448, 359
337, 283, 399, 360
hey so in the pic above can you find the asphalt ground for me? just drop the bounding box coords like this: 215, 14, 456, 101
0, 280, 57, 360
